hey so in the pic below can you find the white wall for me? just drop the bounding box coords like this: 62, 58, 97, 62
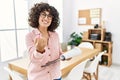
63, 0, 74, 43
28, 0, 48, 9
63, 0, 120, 65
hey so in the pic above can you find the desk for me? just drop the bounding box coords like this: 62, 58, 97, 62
8, 48, 99, 78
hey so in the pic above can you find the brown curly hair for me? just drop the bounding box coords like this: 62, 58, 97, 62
28, 2, 60, 32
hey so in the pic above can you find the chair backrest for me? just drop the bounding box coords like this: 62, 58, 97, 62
78, 42, 94, 49
4, 67, 24, 80
84, 50, 106, 73
61, 42, 67, 52
63, 59, 88, 80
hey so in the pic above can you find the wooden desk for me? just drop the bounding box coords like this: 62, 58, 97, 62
8, 48, 99, 78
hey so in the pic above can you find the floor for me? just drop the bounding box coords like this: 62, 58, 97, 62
0, 62, 120, 80
98, 64, 120, 80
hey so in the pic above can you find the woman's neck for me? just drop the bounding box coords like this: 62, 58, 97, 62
38, 27, 49, 38
38, 27, 48, 34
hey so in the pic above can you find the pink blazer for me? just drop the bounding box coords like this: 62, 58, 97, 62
25, 29, 63, 80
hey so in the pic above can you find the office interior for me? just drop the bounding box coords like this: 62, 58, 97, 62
0, 0, 120, 80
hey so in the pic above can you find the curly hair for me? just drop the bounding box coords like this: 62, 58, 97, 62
28, 2, 60, 32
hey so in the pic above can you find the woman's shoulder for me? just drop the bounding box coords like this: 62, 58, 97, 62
49, 31, 58, 36
26, 29, 40, 37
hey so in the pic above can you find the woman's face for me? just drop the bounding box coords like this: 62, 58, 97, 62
39, 11, 53, 28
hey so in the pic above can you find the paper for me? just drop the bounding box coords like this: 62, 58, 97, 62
90, 8, 100, 16
90, 14, 100, 18
60, 47, 82, 60
78, 18, 86, 24
91, 18, 100, 25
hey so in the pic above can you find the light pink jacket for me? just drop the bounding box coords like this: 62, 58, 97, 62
25, 29, 63, 80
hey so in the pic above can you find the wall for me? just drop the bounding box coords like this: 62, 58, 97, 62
63, 0, 120, 65
28, 0, 48, 8
62, 0, 73, 43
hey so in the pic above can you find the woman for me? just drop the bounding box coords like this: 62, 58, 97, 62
26, 2, 63, 80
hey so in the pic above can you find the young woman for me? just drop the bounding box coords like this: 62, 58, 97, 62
26, 2, 63, 80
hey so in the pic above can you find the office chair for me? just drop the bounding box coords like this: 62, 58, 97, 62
78, 42, 94, 49
83, 51, 106, 80
62, 59, 88, 80
4, 67, 27, 80
78, 42, 95, 61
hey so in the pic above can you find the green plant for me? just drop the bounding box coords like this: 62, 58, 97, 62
68, 32, 83, 46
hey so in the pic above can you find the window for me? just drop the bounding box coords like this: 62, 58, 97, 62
0, 0, 29, 62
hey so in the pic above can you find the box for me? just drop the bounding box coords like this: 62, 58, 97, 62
95, 43, 102, 51
82, 31, 88, 40
89, 34, 101, 40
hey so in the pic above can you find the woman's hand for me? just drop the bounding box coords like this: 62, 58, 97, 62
34, 36, 47, 53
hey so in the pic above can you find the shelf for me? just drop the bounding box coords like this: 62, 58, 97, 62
103, 53, 109, 56
82, 28, 112, 67
88, 28, 106, 41
82, 39, 113, 43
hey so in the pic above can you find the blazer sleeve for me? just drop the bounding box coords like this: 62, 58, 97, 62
25, 33, 50, 65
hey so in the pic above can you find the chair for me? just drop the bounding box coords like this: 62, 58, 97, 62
4, 67, 26, 80
62, 59, 88, 80
61, 42, 67, 52
78, 42, 94, 49
78, 42, 95, 61
83, 50, 106, 80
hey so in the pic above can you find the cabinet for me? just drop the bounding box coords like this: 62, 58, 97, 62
82, 28, 112, 67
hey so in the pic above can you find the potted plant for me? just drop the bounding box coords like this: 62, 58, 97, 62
68, 32, 83, 48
